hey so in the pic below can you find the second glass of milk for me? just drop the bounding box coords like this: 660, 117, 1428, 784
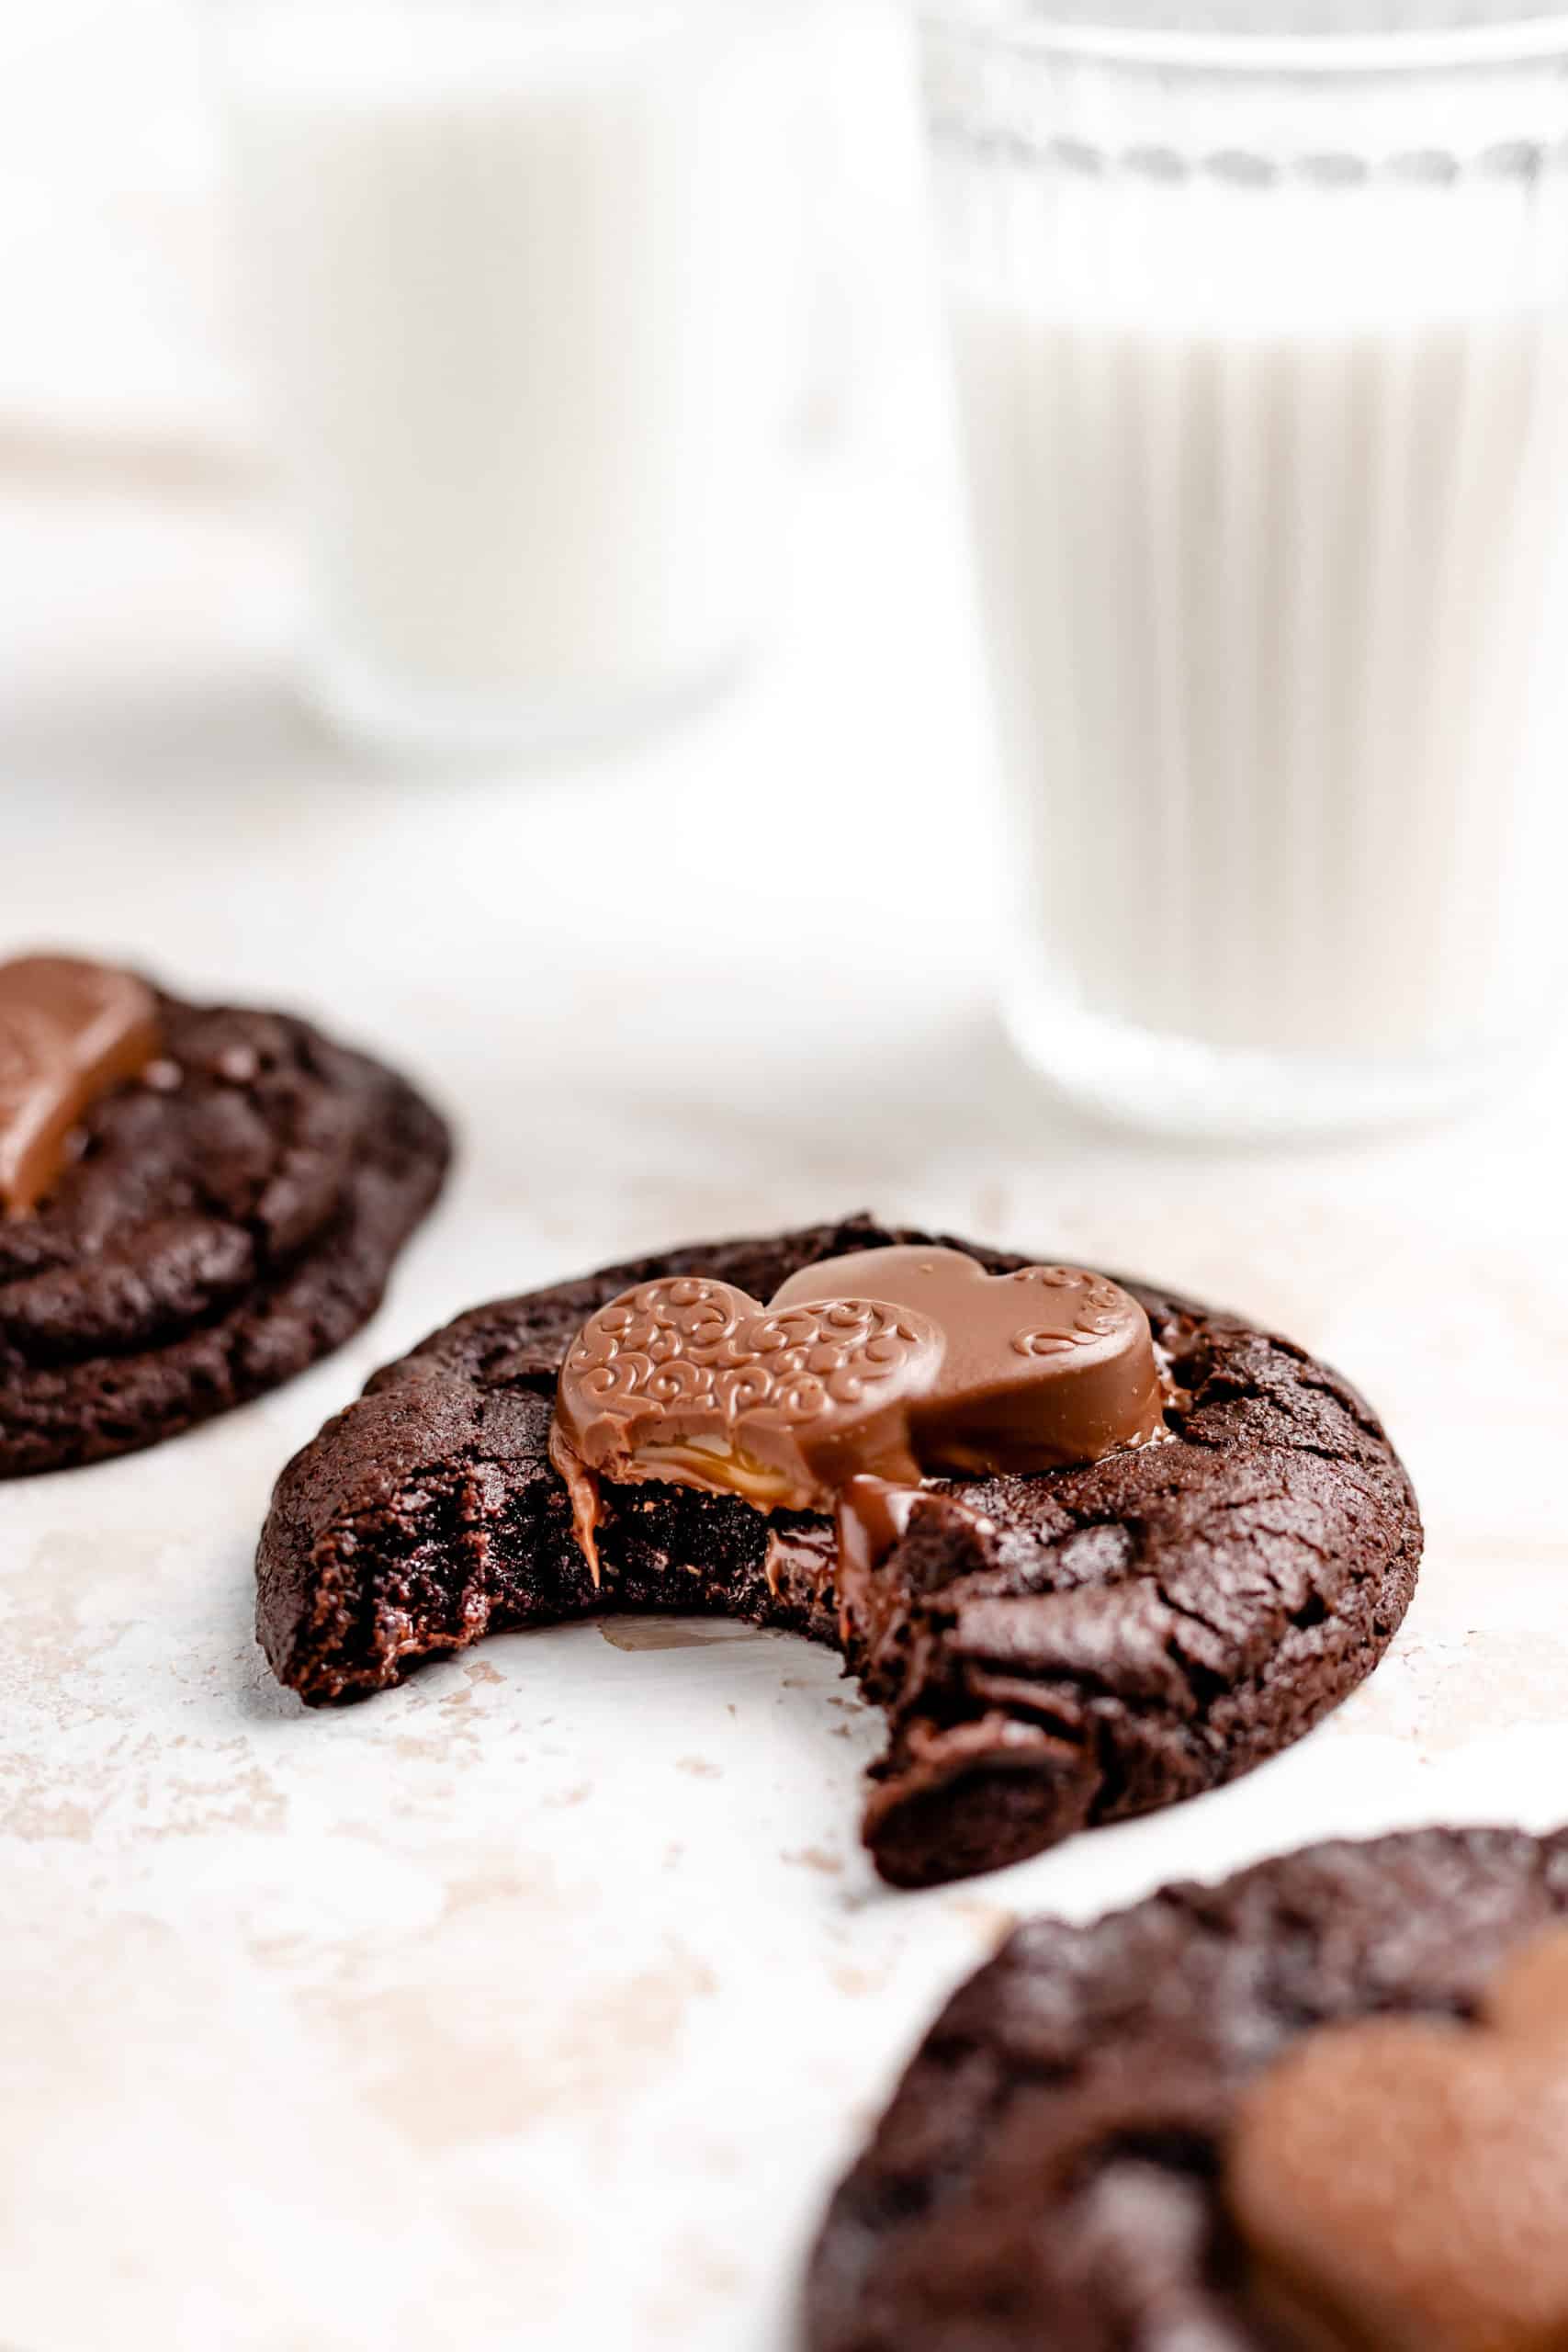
921, 1, 1568, 1139
213, 0, 803, 758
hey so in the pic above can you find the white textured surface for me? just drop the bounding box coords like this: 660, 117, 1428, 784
3, 6, 1568, 2349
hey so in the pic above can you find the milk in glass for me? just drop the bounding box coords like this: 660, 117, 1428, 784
219, 3, 801, 751
956, 292, 1568, 1063
924, 6, 1568, 1133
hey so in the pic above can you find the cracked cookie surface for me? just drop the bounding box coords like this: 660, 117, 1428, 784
807, 1825, 1568, 2349
0, 990, 450, 1476
254, 1215, 1419, 1886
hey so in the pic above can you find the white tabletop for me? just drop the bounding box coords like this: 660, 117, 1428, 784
4, 6, 1568, 2348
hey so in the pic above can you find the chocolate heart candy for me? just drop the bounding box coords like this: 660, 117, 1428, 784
772, 1246, 1165, 1477
0, 956, 161, 1216
1227, 1927, 1568, 2352
554, 1274, 944, 1512
554, 1246, 1165, 1518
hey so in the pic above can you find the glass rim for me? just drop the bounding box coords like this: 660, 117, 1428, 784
915, 4, 1568, 75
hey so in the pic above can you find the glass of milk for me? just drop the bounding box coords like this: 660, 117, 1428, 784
920, 0, 1568, 1139
210, 0, 804, 758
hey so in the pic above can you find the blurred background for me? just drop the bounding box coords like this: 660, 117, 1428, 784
0, 0, 1005, 1251
4, 3, 1568, 2347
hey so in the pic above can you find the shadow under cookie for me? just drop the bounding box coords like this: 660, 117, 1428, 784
254, 1214, 1420, 1890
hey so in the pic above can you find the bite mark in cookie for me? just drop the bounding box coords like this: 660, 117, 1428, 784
255, 1216, 1421, 1889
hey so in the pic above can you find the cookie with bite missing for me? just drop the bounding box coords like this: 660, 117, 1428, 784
255, 1213, 1419, 1888
807, 1825, 1568, 2352
0, 952, 449, 1475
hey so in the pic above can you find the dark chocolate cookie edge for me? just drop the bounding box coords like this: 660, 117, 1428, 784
806, 1824, 1568, 2351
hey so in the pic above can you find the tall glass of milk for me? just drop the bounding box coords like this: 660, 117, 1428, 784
211, 0, 804, 758
920, 0, 1568, 1138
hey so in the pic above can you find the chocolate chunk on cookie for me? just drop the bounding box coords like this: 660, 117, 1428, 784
256, 1215, 1419, 1888
0, 953, 449, 1475
807, 1826, 1568, 2351
1229, 1924, 1568, 2351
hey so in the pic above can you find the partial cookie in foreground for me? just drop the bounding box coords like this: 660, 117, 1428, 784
807, 1825, 1568, 2352
256, 1215, 1419, 1887
0, 953, 449, 1476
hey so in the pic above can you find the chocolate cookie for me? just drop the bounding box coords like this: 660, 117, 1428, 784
256, 1215, 1419, 1887
807, 1825, 1568, 2351
0, 956, 450, 1476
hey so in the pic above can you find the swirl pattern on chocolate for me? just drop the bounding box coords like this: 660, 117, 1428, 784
566, 1277, 942, 1433
1010, 1267, 1131, 1357
554, 1248, 1168, 1521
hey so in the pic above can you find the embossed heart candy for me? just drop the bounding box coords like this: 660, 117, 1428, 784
551, 1244, 1167, 1535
